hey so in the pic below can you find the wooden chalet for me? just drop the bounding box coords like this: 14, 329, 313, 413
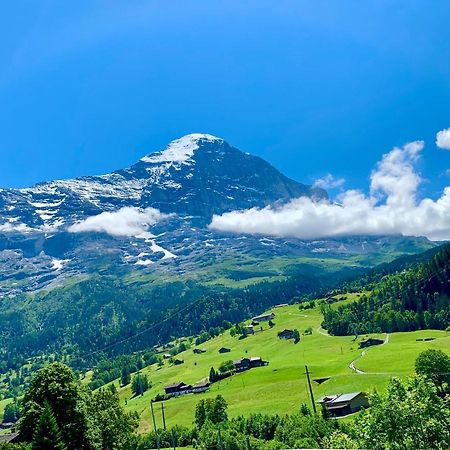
359, 338, 384, 348
193, 348, 206, 354
318, 392, 369, 417
233, 356, 267, 372
251, 312, 275, 324
278, 329, 295, 340
192, 381, 210, 393
243, 325, 255, 335
164, 382, 192, 396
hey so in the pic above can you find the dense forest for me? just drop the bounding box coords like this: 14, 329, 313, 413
323, 244, 450, 335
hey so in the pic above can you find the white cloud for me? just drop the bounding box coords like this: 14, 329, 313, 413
68, 207, 171, 237
0, 222, 34, 233
436, 127, 450, 150
209, 141, 450, 241
313, 173, 345, 189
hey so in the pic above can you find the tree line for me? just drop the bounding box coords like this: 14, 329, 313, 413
322, 244, 450, 335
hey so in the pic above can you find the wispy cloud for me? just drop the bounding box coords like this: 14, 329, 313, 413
313, 173, 345, 189
210, 140, 450, 241
436, 127, 450, 150
68, 207, 171, 237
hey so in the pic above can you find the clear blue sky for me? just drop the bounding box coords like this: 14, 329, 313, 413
1, 0, 450, 198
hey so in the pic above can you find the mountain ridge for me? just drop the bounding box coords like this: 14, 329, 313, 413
0, 134, 436, 297
0, 133, 326, 231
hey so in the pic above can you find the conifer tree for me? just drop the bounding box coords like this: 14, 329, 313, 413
32, 402, 67, 450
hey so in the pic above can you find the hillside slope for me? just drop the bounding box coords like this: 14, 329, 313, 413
99, 296, 450, 432
323, 244, 450, 335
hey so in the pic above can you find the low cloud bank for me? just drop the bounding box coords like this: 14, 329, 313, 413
69, 207, 171, 237
210, 140, 450, 241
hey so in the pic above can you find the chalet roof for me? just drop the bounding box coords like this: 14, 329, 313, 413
252, 312, 275, 320
249, 356, 262, 362
194, 381, 210, 388
334, 392, 363, 402
233, 357, 250, 364
318, 392, 364, 404
165, 382, 186, 389
361, 337, 383, 343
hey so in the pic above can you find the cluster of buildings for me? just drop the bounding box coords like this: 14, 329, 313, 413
164, 380, 211, 396
163, 355, 268, 397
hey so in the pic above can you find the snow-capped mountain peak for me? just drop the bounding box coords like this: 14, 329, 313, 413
140, 133, 223, 164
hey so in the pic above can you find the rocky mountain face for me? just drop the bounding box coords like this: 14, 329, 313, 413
0, 134, 325, 228
0, 134, 434, 296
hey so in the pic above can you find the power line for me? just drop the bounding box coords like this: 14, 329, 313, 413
74, 255, 450, 361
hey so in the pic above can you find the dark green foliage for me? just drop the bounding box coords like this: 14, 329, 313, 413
0, 444, 32, 450
293, 329, 301, 344
323, 244, 450, 335
131, 373, 150, 397
415, 349, 450, 395
3, 399, 21, 423
0, 268, 331, 373
31, 402, 66, 450
218, 360, 234, 374
120, 366, 131, 387
325, 376, 450, 449
165, 400, 338, 450
209, 367, 217, 383
194, 395, 228, 429
90, 388, 139, 450
89, 352, 155, 390
132, 425, 195, 450
20, 363, 92, 449
20, 363, 137, 450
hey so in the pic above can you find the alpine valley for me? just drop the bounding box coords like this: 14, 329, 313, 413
0, 134, 436, 367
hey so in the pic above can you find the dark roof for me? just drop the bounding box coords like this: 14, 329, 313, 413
194, 381, 210, 388
219, 347, 231, 352
165, 382, 186, 389
251, 312, 275, 320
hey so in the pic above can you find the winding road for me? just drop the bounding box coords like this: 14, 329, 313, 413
348, 333, 390, 374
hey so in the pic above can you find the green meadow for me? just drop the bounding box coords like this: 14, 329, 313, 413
111, 294, 450, 434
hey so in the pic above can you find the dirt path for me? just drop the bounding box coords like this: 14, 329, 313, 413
348, 333, 390, 374
316, 326, 332, 337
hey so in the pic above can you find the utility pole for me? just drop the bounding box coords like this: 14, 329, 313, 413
172, 428, 177, 450
161, 402, 167, 430
305, 365, 317, 414
150, 401, 160, 450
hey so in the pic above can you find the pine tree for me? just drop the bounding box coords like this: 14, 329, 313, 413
209, 367, 217, 383
32, 402, 67, 450
121, 366, 131, 386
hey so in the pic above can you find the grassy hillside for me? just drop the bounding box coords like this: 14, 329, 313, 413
111, 294, 450, 434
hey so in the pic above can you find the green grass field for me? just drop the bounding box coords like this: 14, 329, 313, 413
111, 293, 450, 434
